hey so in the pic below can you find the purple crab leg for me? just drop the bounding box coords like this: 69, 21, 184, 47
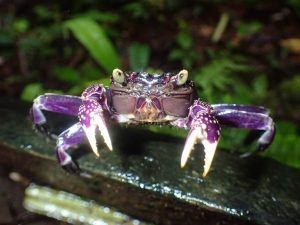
31, 94, 82, 125
212, 104, 268, 114
213, 108, 275, 151
56, 122, 86, 172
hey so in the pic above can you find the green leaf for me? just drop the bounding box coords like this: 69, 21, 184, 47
65, 18, 121, 73
80, 62, 103, 80
21, 83, 44, 102
123, 2, 151, 20
280, 75, 300, 100
252, 75, 268, 98
85, 78, 111, 87
129, 43, 150, 70
176, 31, 193, 49
34, 5, 57, 20
263, 121, 300, 169
168, 48, 183, 60
237, 21, 263, 36
13, 18, 30, 33
54, 67, 81, 84
67, 85, 85, 96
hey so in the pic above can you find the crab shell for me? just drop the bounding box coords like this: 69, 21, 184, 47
110, 69, 196, 123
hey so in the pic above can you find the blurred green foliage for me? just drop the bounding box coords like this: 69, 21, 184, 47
129, 43, 150, 70
237, 21, 264, 36
193, 53, 253, 103
1, 1, 299, 170
21, 83, 43, 102
264, 121, 300, 169
65, 18, 121, 73
169, 20, 198, 68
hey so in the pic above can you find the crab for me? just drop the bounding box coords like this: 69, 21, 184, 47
30, 69, 275, 177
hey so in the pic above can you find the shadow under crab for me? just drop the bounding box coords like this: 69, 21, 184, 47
30, 69, 275, 177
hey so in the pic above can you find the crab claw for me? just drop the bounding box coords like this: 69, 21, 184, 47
79, 99, 112, 157
181, 113, 221, 177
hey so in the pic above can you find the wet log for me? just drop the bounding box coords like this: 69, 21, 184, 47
0, 98, 299, 225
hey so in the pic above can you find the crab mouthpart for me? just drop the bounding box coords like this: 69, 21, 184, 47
181, 127, 218, 177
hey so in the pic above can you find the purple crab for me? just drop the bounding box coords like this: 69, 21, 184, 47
30, 69, 275, 176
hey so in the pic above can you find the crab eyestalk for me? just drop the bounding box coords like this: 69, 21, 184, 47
112, 68, 125, 84
176, 69, 189, 85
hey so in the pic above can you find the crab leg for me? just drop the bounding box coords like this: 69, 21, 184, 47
213, 106, 275, 151
78, 85, 113, 156
31, 94, 82, 125
56, 122, 86, 173
212, 104, 269, 114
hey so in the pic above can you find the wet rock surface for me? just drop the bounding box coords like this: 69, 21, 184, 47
0, 98, 299, 225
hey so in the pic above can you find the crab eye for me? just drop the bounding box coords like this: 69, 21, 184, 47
176, 69, 188, 85
112, 68, 125, 84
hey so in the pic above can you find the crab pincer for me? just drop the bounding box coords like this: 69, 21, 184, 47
181, 100, 221, 177
78, 85, 113, 157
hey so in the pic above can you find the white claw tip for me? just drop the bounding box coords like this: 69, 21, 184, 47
94, 115, 113, 152
202, 140, 218, 177
94, 151, 100, 157
181, 127, 202, 168
180, 158, 188, 168
202, 168, 209, 177
106, 142, 113, 152
83, 125, 100, 157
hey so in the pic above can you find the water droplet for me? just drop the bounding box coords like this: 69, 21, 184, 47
174, 189, 183, 198
213, 188, 221, 194
143, 156, 154, 162
162, 186, 171, 193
